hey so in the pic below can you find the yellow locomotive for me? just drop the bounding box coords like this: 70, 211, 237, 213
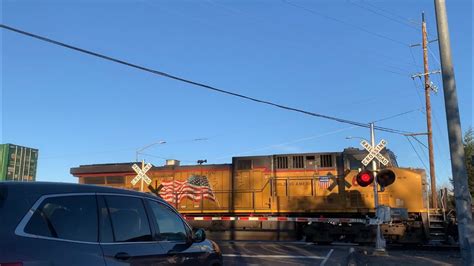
72, 148, 445, 244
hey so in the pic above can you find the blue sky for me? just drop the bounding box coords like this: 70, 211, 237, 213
1, 0, 472, 187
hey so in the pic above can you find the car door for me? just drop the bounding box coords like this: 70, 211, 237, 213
15, 194, 105, 265
98, 195, 167, 265
145, 199, 208, 265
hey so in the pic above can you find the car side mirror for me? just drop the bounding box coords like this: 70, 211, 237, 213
192, 228, 206, 243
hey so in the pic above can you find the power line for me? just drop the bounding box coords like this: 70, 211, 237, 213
409, 46, 422, 68
348, 1, 419, 31
414, 42, 449, 164
406, 136, 429, 171
362, 1, 422, 27
411, 78, 426, 113
427, 45, 443, 88
382, 69, 409, 77
415, 134, 430, 163
282, 0, 409, 46
373, 108, 421, 123
411, 136, 444, 192
428, 46, 441, 66
408, 45, 427, 113
380, 63, 413, 73
212, 126, 356, 160
0, 24, 413, 135
411, 135, 428, 150
207, 0, 419, 77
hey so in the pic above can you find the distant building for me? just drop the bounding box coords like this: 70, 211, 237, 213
0, 144, 38, 181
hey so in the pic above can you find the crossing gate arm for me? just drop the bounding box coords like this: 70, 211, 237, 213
182, 215, 368, 224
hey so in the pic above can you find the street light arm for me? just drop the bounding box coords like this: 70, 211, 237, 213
136, 141, 166, 161
137, 141, 165, 153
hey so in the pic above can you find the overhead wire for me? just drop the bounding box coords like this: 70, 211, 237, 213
373, 108, 422, 123
213, 109, 423, 161
204, 0, 417, 82
415, 136, 429, 162
411, 135, 428, 150
412, 135, 444, 191
0, 23, 413, 135
362, 1, 422, 28
348, 1, 419, 31
408, 44, 427, 113
382, 69, 409, 77
414, 73, 451, 166
212, 126, 357, 161
405, 20, 452, 187
281, 0, 409, 46
411, 79, 426, 113
406, 136, 429, 172
423, 32, 451, 165
410, 46, 452, 186
205, 0, 425, 101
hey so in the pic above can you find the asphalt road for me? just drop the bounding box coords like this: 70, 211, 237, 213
216, 241, 463, 266
217, 241, 354, 266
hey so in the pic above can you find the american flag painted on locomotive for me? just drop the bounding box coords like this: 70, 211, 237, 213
318, 176, 330, 190
159, 175, 216, 204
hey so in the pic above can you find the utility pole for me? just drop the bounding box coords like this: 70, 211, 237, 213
434, 0, 473, 264
421, 12, 438, 209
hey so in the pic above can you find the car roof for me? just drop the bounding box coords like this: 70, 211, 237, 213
0, 181, 164, 202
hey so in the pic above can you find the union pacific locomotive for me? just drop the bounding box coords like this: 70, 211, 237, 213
71, 148, 452, 244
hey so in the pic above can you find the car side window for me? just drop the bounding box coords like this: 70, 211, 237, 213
24, 195, 98, 242
148, 200, 188, 242
97, 196, 114, 243
104, 195, 153, 242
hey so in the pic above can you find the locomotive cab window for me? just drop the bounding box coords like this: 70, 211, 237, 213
320, 154, 333, 168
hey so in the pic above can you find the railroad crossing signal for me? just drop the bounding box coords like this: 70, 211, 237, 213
360, 139, 389, 166
355, 170, 374, 187
131, 163, 152, 186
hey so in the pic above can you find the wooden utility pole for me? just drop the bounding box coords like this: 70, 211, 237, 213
422, 12, 438, 209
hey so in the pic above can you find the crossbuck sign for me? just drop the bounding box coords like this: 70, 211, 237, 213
360, 139, 389, 166
131, 163, 152, 186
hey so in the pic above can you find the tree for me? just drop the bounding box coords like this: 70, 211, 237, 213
464, 127, 474, 197
448, 127, 473, 207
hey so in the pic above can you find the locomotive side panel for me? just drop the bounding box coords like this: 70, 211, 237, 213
342, 168, 427, 213
75, 161, 427, 215
233, 156, 273, 212
146, 165, 232, 214
233, 153, 359, 214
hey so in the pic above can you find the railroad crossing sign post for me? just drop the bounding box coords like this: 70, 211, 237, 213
131, 160, 152, 192
362, 123, 387, 252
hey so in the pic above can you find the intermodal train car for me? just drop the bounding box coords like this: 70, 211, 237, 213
71, 148, 448, 244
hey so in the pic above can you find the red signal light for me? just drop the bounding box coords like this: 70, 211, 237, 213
356, 170, 374, 187
360, 173, 372, 182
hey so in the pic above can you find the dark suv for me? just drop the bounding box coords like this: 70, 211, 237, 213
0, 182, 222, 265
